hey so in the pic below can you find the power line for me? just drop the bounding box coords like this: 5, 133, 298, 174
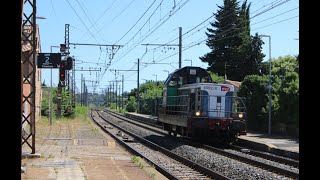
120, 0, 165, 48
75, 0, 106, 43
64, 0, 100, 44
110, 0, 191, 67
251, 0, 291, 19
251, 6, 298, 26
79, 0, 118, 41
252, 15, 298, 31
112, 0, 137, 22
97, 0, 296, 90
116, 0, 189, 59
114, 0, 158, 45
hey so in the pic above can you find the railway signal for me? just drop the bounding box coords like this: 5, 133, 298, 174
59, 61, 66, 81
66, 56, 73, 70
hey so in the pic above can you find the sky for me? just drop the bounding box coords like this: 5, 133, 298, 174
35, 0, 299, 94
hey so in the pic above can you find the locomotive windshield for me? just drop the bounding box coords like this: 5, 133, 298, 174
164, 66, 212, 87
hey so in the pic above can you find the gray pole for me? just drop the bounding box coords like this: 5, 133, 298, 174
137, 58, 140, 113
179, 27, 182, 69
116, 80, 118, 109
50, 46, 53, 125
118, 84, 120, 109
268, 36, 272, 136
122, 75, 124, 109
81, 74, 83, 106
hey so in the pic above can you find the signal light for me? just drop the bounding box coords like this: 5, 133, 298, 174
66, 57, 73, 70
59, 62, 66, 81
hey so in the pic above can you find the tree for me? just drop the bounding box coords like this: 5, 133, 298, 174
238, 75, 269, 131
207, 71, 225, 83
271, 55, 299, 134
238, 55, 299, 136
200, 0, 264, 81
200, 0, 240, 79
126, 96, 137, 112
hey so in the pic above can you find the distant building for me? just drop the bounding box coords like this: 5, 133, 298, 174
224, 79, 241, 95
21, 24, 42, 125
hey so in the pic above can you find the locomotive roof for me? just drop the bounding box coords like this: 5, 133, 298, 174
164, 66, 213, 86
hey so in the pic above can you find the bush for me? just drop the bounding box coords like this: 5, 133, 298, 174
126, 96, 137, 112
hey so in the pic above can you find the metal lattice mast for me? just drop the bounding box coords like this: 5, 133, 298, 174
72, 56, 76, 107
65, 24, 70, 90
21, 0, 37, 154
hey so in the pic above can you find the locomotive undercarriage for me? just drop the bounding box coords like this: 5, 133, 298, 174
162, 118, 246, 143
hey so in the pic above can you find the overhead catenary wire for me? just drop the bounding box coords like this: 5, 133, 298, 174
96, 0, 191, 86
75, 0, 107, 43
114, 0, 158, 45
79, 0, 119, 41
110, 0, 191, 67
64, 0, 100, 44
95, 0, 296, 90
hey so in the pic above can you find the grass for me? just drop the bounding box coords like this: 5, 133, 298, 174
131, 156, 140, 163
149, 173, 156, 178
40, 105, 89, 124
139, 162, 144, 169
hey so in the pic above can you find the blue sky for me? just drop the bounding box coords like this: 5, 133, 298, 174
37, 0, 299, 94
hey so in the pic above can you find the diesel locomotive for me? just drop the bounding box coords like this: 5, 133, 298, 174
158, 66, 246, 142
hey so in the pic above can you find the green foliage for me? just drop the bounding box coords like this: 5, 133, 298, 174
74, 104, 88, 118
116, 108, 126, 114
109, 103, 117, 110
208, 71, 225, 83
238, 55, 299, 136
41, 87, 53, 117
238, 75, 269, 132
126, 96, 137, 112
138, 81, 163, 115
126, 81, 164, 114
51, 87, 75, 117
272, 55, 299, 130
200, 0, 264, 81
131, 156, 140, 163
41, 92, 50, 116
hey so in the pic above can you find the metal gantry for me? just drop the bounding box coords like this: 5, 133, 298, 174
21, 0, 37, 154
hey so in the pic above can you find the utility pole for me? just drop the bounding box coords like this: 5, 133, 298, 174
57, 84, 62, 118
116, 80, 118, 109
109, 65, 140, 111
179, 27, 182, 68
81, 74, 83, 106
224, 62, 230, 81
137, 58, 140, 113
72, 56, 76, 107
49, 46, 60, 125
118, 84, 121, 109
21, 0, 37, 154
112, 82, 115, 105
69, 42, 122, 93
260, 34, 272, 135
122, 75, 124, 109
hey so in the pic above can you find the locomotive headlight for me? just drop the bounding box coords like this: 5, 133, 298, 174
195, 111, 201, 116
238, 113, 244, 118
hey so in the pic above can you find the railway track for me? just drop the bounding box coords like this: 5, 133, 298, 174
101, 108, 299, 179
91, 109, 228, 180
104, 109, 299, 167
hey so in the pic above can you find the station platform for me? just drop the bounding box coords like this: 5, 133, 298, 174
239, 131, 299, 153
238, 131, 299, 159
124, 112, 299, 158
124, 112, 158, 124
